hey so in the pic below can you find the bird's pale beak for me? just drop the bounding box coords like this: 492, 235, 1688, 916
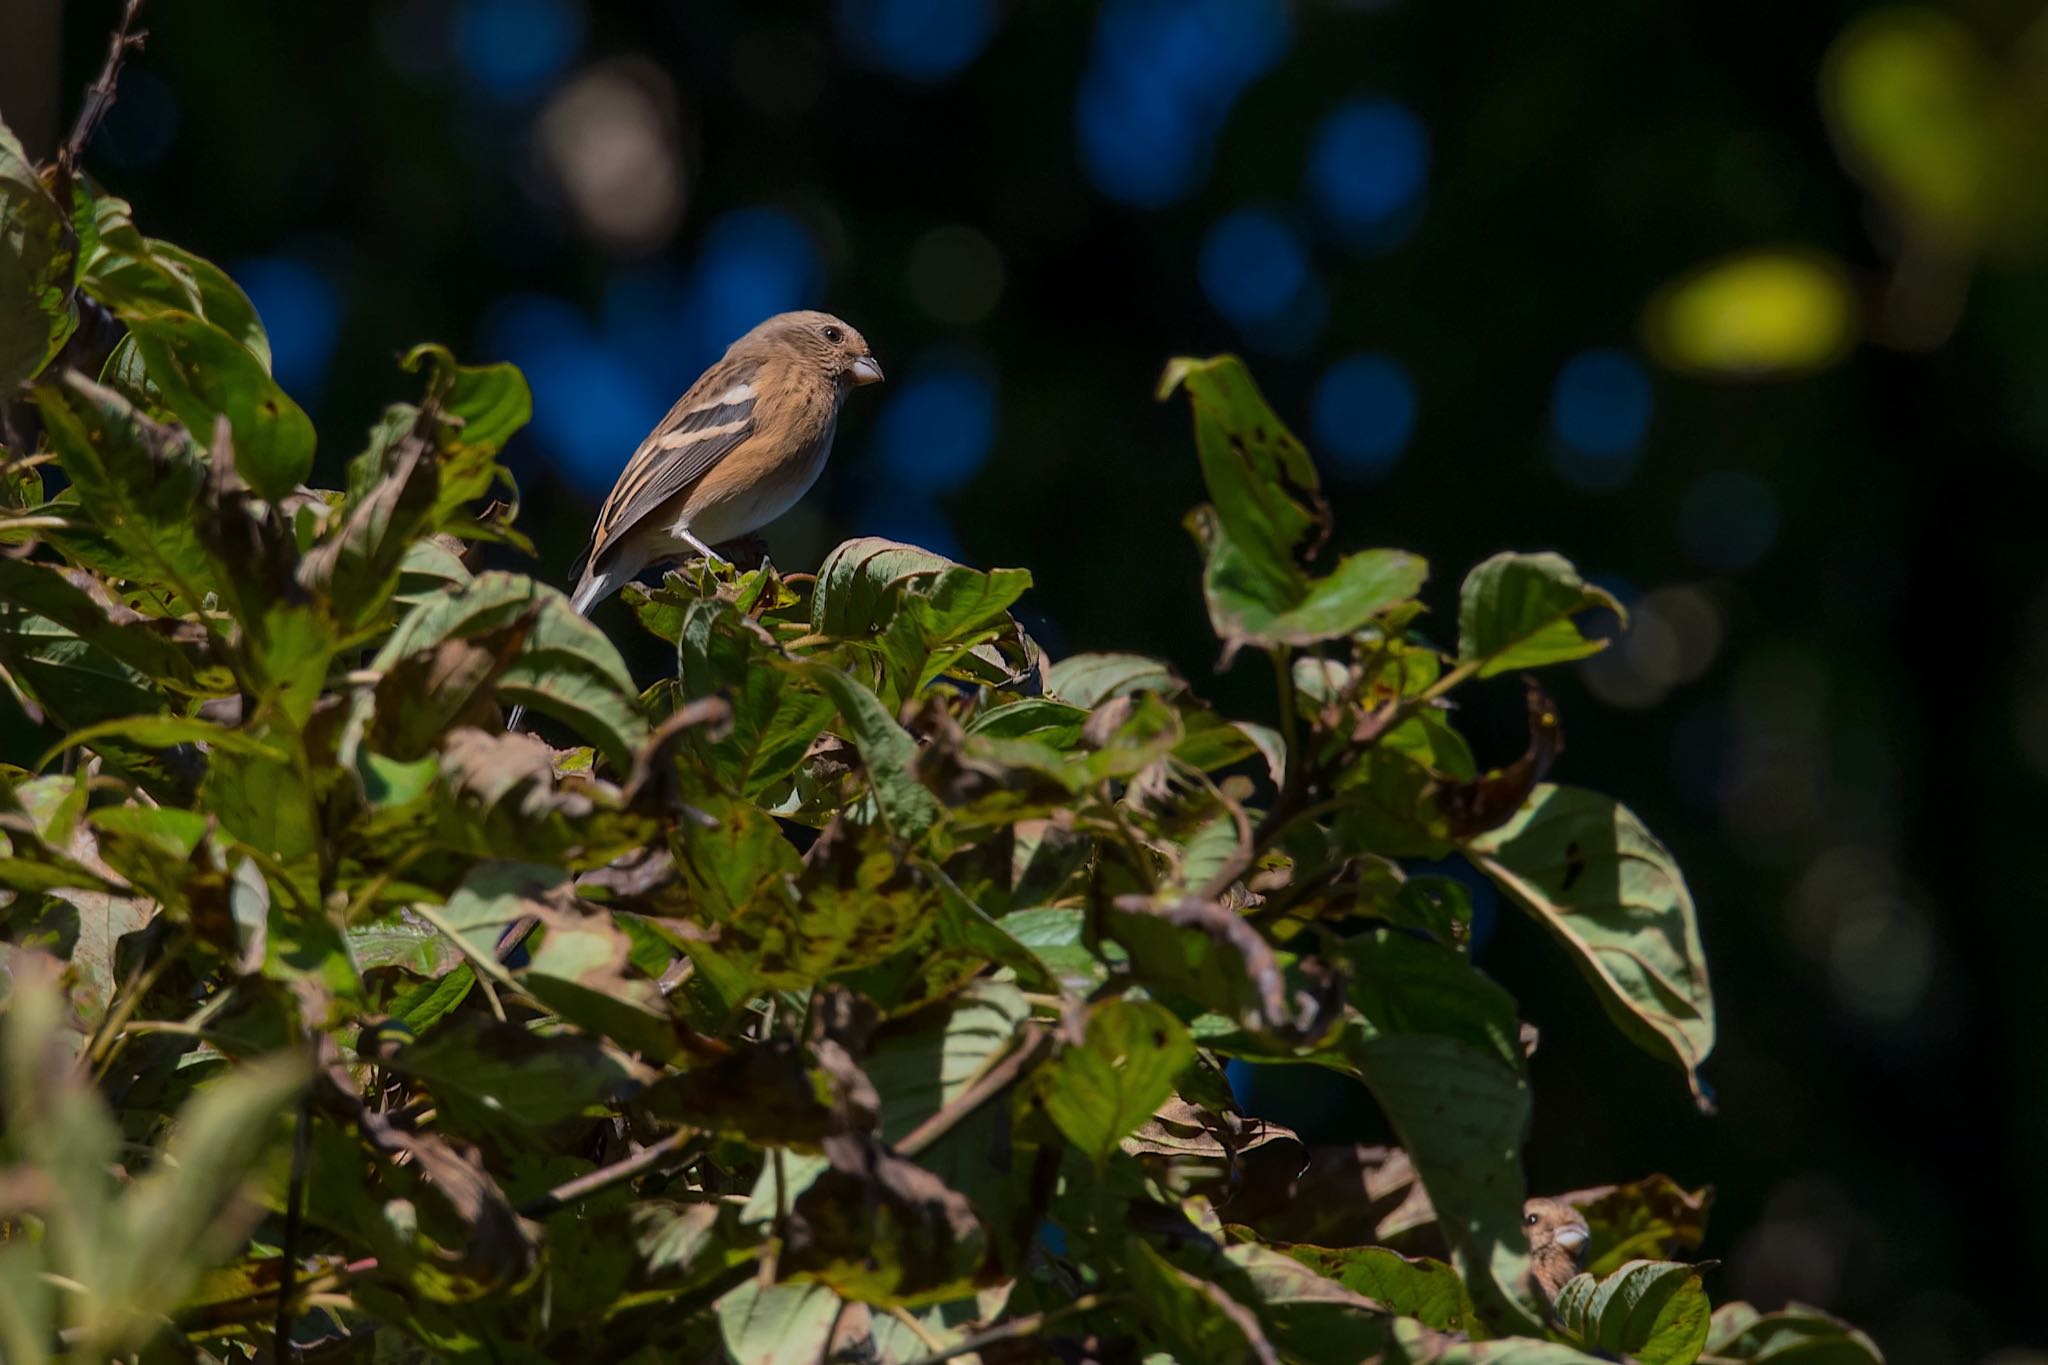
849, 354, 884, 386
1553, 1224, 1590, 1253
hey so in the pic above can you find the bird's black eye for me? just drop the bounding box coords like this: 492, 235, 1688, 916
821, 325, 844, 344
1524, 1212, 1540, 1226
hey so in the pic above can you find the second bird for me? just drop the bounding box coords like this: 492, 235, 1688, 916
564, 309, 882, 615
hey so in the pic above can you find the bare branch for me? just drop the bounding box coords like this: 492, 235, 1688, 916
58, 0, 149, 176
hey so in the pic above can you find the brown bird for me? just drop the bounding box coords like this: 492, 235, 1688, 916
507, 311, 880, 730
566, 310, 882, 614
1523, 1196, 1592, 1304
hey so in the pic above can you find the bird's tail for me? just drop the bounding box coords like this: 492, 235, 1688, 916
504, 566, 626, 733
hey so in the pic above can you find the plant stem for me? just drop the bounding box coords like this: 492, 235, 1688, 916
517, 1130, 700, 1219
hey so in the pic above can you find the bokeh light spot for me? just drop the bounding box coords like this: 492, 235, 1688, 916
872, 356, 998, 493
232, 255, 344, 404
1552, 348, 1652, 457
1549, 348, 1652, 490
538, 58, 686, 258
686, 208, 825, 369
836, 0, 997, 83
1307, 98, 1429, 244
852, 491, 967, 563
454, 0, 586, 102
1200, 208, 1309, 327
1312, 352, 1416, 480
1076, 0, 1292, 207
483, 293, 665, 494
1645, 250, 1855, 377
1681, 470, 1780, 570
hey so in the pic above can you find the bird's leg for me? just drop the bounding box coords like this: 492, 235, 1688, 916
677, 527, 728, 564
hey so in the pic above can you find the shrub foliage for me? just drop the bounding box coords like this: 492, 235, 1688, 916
0, 112, 1885, 1363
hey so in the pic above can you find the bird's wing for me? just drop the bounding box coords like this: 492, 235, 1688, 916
570, 357, 762, 583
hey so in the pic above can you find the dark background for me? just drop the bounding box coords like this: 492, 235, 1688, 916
10, 1, 2046, 1358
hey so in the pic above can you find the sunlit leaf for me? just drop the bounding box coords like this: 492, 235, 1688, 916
122, 305, 316, 500
1552, 1260, 1711, 1365
0, 117, 77, 389
1037, 999, 1193, 1162
1457, 552, 1623, 677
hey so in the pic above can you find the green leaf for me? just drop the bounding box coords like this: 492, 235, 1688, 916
0, 559, 209, 691
115, 1053, 310, 1330
679, 597, 834, 797
1283, 1244, 1482, 1335
1340, 1035, 1540, 1334
156, 241, 271, 368
0, 118, 77, 389
1466, 785, 1715, 1109
1187, 498, 1428, 666
201, 743, 317, 863
32, 372, 217, 609
1159, 353, 1327, 578
1219, 1241, 1394, 1361
1344, 930, 1524, 1072
1703, 1302, 1884, 1365
808, 665, 943, 842
1124, 1235, 1280, 1365
73, 185, 204, 318
811, 536, 960, 637
374, 571, 644, 766
1044, 651, 1185, 707
300, 407, 442, 629
716, 1280, 842, 1365
877, 564, 1033, 695
1573, 1175, 1713, 1278
866, 981, 1030, 1141
1551, 1260, 1711, 1365
1037, 999, 1193, 1162
122, 306, 316, 500
1456, 552, 1623, 677
402, 342, 533, 457
385, 1015, 631, 1143
1163, 355, 1427, 663
0, 613, 166, 735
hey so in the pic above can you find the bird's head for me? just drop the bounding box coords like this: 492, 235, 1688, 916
1522, 1197, 1591, 1257
751, 310, 883, 390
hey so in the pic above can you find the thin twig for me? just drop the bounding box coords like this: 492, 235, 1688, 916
58, 0, 149, 175
515, 1130, 700, 1219
898, 1024, 1052, 1158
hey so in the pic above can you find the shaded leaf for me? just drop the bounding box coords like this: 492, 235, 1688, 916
809, 664, 943, 842
1283, 1244, 1481, 1335
374, 571, 644, 766
385, 1014, 632, 1143
1466, 785, 1715, 1109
